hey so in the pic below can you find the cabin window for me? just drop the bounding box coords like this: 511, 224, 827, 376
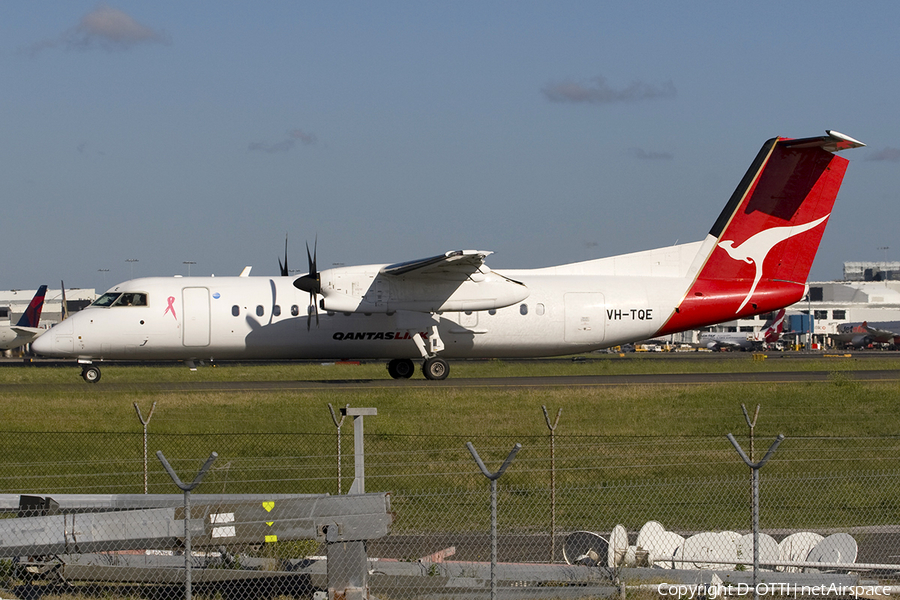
833, 310, 846, 319
232, 305, 240, 317
273, 305, 281, 317
291, 305, 299, 316
536, 303, 545, 316
519, 303, 528, 316
256, 305, 264, 317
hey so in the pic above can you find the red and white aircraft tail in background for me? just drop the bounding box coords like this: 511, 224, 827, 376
32, 131, 864, 382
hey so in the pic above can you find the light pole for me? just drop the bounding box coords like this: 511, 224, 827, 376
126, 258, 139, 279
183, 261, 196, 276
98, 268, 109, 289
807, 292, 813, 351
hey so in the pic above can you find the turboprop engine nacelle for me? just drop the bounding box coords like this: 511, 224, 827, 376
317, 266, 530, 314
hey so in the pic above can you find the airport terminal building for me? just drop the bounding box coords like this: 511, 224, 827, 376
0, 287, 95, 329
697, 261, 900, 348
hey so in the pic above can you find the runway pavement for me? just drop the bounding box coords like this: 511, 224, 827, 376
2, 354, 900, 391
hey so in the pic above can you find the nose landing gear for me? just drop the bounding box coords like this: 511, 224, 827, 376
81, 365, 101, 383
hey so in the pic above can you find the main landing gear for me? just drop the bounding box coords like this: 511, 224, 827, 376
387, 358, 415, 379
422, 357, 449, 380
386, 357, 450, 380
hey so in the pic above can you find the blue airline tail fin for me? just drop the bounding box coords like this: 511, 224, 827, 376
16, 285, 48, 328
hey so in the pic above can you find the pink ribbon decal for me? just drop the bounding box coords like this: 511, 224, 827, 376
164, 296, 177, 320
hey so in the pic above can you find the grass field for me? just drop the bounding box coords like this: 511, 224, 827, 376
0, 355, 898, 534
0, 354, 897, 437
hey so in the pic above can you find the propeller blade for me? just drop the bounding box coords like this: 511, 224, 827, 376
292, 237, 321, 330
307, 292, 319, 330
306, 237, 317, 278
278, 234, 289, 277
61, 280, 69, 321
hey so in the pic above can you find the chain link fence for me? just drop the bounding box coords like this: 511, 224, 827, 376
0, 408, 898, 599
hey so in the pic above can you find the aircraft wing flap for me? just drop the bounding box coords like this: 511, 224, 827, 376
381, 250, 493, 277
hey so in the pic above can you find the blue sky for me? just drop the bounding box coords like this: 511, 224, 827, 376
3, 2, 898, 292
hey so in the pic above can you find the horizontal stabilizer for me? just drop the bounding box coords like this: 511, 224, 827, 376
782, 130, 865, 153
11, 327, 43, 337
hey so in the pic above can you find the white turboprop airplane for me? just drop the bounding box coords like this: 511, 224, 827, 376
32, 131, 864, 382
698, 308, 785, 351
0, 285, 48, 351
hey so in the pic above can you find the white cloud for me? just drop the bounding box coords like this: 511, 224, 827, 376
865, 147, 900, 162
22, 5, 170, 56
249, 130, 319, 154
542, 75, 676, 104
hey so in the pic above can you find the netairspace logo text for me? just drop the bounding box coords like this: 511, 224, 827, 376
657, 583, 891, 598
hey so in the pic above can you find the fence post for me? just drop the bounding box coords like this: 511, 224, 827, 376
741, 404, 760, 522
727, 433, 784, 600
133, 402, 157, 494
542, 405, 562, 563
344, 407, 377, 495
156, 450, 218, 600
467, 442, 521, 600
327, 403, 349, 494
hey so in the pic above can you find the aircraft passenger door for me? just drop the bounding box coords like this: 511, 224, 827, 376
182, 287, 210, 347
564, 293, 606, 344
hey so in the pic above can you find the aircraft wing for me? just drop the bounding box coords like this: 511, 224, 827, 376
309, 249, 528, 314
381, 250, 493, 277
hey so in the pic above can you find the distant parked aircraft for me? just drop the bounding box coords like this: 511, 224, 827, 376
0, 285, 48, 350
832, 321, 900, 348
699, 309, 785, 351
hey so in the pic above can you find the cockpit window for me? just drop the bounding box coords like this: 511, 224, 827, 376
93, 293, 121, 307
117, 293, 148, 306
92, 292, 148, 307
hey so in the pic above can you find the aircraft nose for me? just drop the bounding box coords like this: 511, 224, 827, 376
30, 330, 53, 355
31, 319, 75, 356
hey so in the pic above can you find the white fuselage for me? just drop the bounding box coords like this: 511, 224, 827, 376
33, 240, 708, 362
698, 331, 759, 350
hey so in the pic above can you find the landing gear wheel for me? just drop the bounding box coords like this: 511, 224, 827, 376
422, 357, 449, 381
387, 358, 415, 380
81, 365, 101, 383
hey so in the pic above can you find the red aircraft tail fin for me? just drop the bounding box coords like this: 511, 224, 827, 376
659, 131, 863, 336
763, 309, 786, 343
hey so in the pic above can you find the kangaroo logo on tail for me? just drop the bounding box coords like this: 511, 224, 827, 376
717, 215, 829, 313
